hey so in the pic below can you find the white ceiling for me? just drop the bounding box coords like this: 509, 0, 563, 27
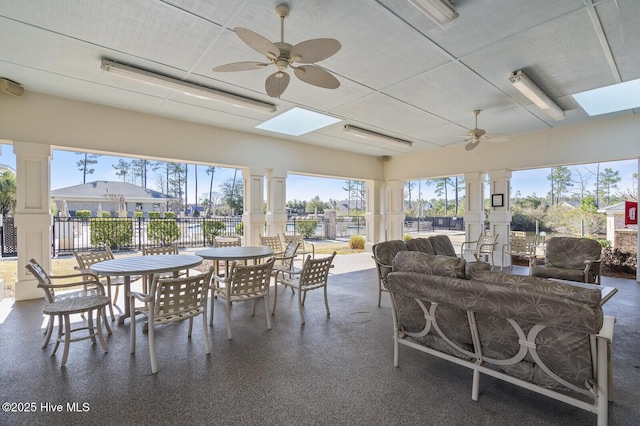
1, 0, 639, 157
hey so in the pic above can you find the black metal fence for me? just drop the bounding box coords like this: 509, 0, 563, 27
404, 216, 464, 232
1, 217, 17, 257
52, 216, 243, 256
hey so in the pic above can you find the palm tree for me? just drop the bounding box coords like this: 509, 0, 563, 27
0, 171, 17, 217
206, 166, 216, 215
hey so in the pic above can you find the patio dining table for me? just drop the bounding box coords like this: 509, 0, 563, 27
90, 254, 203, 324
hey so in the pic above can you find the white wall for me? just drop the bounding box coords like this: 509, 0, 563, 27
384, 113, 640, 180
0, 92, 384, 182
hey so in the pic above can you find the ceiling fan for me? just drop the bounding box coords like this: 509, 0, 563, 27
463, 110, 511, 151
212, 3, 341, 98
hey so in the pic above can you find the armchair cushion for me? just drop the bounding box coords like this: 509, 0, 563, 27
531, 237, 602, 284
406, 238, 435, 254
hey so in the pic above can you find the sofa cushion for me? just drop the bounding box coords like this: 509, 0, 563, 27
469, 265, 601, 305
393, 251, 466, 279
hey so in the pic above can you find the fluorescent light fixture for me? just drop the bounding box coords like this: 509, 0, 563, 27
100, 59, 276, 113
408, 0, 459, 28
344, 125, 413, 148
573, 77, 640, 116
509, 70, 565, 121
256, 107, 341, 136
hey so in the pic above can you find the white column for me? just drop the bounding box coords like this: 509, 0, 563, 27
265, 169, 287, 238
364, 179, 384, 251
488, 169, 512, 269
14, 142, 52, 301
241, 167, 265, 246
463, 172, 487, 243
386, 179, 405, 241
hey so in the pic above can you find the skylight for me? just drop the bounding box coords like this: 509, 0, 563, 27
573, 78, 640, 116
256, 107, 341, 136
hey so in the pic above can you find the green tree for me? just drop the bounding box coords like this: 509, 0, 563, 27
404, 181, 416, 211
600, 167, 621, 206
434, 178, 453, 215
0, 171, 17, 217
547, 166, 572, 206
306, 196, 328, 214
131, 159, 150, 187
113, 159, 131, 182
221, 176, 243, 214
76, 152, 99, 184
206, 166, 216, 215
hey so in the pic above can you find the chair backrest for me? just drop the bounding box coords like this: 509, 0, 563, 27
150, 268, 213, 322
509, 235, 537, 255
213, 237, 241, 247
281, 234, 306, 250
427, 235, 457, 257
74, 248, 115, 270
260, 235, 283, 253
227, 258, 275, 296
276, 241, 300, 270
476, 233, 498, 254
298, 252, 336, 289
25, 259, 54, 302
373, 240, 408, 285
143, 245, 178, 256
545, 237, 602, 269
406, 238, 435, 254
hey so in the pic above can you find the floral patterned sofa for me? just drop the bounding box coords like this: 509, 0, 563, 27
387, 251, 614, 426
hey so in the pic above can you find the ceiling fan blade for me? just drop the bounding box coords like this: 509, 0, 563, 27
483, 134, 512, 143
294, 65, 340, 89
265, 71, 290, 98
234, 27, 280, 60
465, 141, 479, 151
290, 38, 341, 64
212, 61, 270, 72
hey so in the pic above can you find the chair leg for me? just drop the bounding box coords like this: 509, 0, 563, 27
271, 279, 279, 315
88, 310, 96, 344
377, 281, 382, 307
209, 288, 215, 326
298, 287, 305, 325
52, 316, 63, 355
107, 284, 115, 322
130, 296, 137, 354
43, 314, 54, 348
149, 320, 158, 374
188, 317, 193, 337
226, 299, 233, 340
95, 308, 108, 353
60, 314, 71, 367
324, 285, 330, 318
202, 308, 211, 354
264, 295, 271, 330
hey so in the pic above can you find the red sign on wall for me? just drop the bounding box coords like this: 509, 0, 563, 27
625, 201, 638, 225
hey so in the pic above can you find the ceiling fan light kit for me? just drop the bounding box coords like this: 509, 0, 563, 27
100, 60, 276, 113
344, 125, 413, 148
509, 70, 565, 121
408, 0, 459, 27
213, 4, 341, 98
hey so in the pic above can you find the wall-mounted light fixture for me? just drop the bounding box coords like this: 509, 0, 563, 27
509, 70, 565, 120
100, 59, 276, 113
344, 125, 413, 148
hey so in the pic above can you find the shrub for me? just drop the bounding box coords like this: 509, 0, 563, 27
601, 247, 637, 273
202, 220, 227, 245
403, 234, 413, 241
76, 210, 91, 218
235, 221, 244, 236
295, 220, 317, 239
349, 235, 365, 250
101, 211, 111, 217
148, 212, 161, 219
90, 218, 133, 249
133, 211, 143, 219
164, 211, 176, 219
147, 218, 181, 246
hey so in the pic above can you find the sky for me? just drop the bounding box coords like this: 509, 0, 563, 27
0, 144, 637, 203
